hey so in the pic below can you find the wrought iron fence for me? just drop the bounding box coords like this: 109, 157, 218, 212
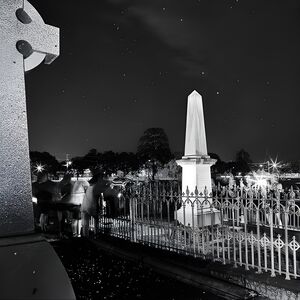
89, 182, 300, 280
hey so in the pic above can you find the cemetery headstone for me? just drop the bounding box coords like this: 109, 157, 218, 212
0, 1, 75, 298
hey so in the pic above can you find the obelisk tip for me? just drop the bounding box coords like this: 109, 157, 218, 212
189, 90, 201, 98
184, 90, 207, 157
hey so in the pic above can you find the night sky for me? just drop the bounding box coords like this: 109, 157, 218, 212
26, 0, 300, 162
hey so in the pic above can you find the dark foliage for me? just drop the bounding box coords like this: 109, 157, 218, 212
72, 149, 139, 175
137, 128, 173, 165
208, 152, 229, 176
30, 151, 61, 175
234, 149, 252, 175
281, 161, 300, 173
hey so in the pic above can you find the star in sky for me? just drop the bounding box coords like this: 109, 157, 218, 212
27, 0, 300, 162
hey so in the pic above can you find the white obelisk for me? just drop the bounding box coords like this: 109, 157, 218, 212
176, 91, 219, 227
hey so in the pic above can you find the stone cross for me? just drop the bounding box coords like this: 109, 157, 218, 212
0, 0, 59, 236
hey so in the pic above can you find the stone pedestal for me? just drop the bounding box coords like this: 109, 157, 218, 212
177, 156, 220, 227
178, 156, 214, 195
176, 204, 220, 228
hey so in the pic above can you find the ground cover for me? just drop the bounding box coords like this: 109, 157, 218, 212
52, 238, 224, 300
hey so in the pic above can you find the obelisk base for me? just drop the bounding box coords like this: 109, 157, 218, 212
177, 204, 220, 227
177, 156, 216, 194
176, 155, 220, 227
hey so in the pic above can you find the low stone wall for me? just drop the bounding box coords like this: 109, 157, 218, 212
90, 233, 300, 300
209, 263, 300, 300
246, 281, 299, 300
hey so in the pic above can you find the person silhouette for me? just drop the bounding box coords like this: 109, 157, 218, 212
60, 173, 88, 237
81, 169, 110, 237
32, 171, 61, 232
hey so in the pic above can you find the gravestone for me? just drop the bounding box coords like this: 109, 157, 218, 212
177, 91, 220, 227
0, 0, 59, 236
0, 1, 75, 298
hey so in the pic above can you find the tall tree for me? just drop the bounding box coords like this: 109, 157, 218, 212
100, 151, 117, 174
84, 148, 99, 169
137, 128, 173, 165
72, 156, 89, 176
116, 152, 139, 173
208, 152, 228, 176
235, 149, 252, 175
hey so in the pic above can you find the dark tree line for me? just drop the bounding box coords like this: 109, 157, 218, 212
210, 149, 253, 177
137, 128, 173, 179
72, 149, 139, 176
30, 151, 61, 175
137, 128, 173, 165
30, 127, 300, 178
30, 128, 173, 177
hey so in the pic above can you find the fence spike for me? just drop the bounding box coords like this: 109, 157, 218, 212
204, 186, 208, 196
195, 186, 199, 196
96, 179, 300, 282
186, 186, 190, 197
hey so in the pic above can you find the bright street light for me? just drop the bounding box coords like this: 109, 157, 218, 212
269, 157, 282, 173
34, 163, 44, 173
64, 160, 72, 169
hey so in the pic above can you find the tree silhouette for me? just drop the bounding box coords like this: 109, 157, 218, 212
72, 156, 90, 177
71, 150, 139, 176
71, 149, 100, 175
208, 152, 228, 176
30, 151, 60, 175
137, 128, 173, 165
235, 149, 252, 175
85, 148, 99, 167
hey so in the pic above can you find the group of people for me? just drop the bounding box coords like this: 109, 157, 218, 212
32, 169, 129, 238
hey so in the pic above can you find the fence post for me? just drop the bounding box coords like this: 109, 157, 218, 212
211, 204, 215, 261
291, 236, 299, 279
191, 202, 196, 257
244, 205, 249, 271
256, 208, 262, 274
174, 192, 179, 250
270, 208, 275, 277
221, 195, 226, 265
284, 208, 290, 280
183, 197, 187, 250
232, 198, 237, 268
129, 196, 136, 242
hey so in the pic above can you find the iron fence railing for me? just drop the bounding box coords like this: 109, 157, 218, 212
89, 182, 300, 280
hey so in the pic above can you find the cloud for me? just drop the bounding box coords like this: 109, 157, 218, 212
104, 0, 233, 78
129, 4, 207, 76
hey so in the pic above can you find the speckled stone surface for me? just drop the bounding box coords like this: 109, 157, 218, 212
0, 0, 59, 236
